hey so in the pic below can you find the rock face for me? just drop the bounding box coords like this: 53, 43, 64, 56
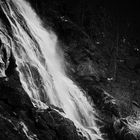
0, 76, 84, 140
1, 75, 140, 140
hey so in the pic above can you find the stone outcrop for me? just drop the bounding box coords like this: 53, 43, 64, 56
0, 76, 85, 140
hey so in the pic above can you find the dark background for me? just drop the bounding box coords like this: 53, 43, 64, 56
30, 0, 140, 46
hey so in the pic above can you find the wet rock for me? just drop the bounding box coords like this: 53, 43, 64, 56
0, 77, 33, 111
0, 69, 84, 140
113, 118, 140, 140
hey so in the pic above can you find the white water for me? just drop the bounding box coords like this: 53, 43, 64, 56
0, 0, 102, 139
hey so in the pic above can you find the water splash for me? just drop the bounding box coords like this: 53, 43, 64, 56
0, 0, 102, 139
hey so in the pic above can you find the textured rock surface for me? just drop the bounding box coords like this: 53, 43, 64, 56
0, 76, 85, 140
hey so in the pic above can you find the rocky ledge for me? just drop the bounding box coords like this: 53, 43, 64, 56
0, 72, 140, 140
0, 75, 86, 140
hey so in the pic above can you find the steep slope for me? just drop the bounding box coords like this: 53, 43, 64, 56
0, 0, 140, 140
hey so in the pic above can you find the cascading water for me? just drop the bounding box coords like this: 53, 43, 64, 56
0, 0, 102, 139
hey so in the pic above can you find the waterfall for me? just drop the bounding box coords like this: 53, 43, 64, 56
0, 0, 102, 139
